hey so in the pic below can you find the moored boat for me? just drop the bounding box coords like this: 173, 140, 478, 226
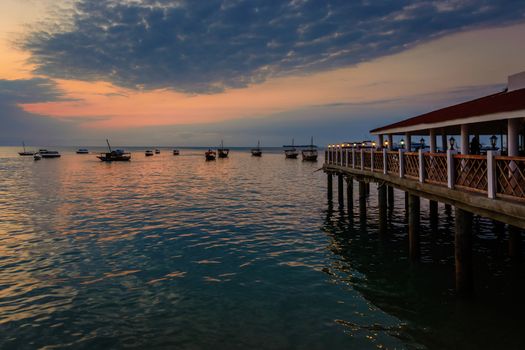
145, 150, 154, 156
33, 153, 42, 160
284, 138, 299, 159
301, 137, 318, 161
155, 149, 160, 154
205, 149, 216, 161
39, 150, 61, 158
251, 140, 262, 157
76, 148, 89, 154
217, 140, 229, 158
97, 140, 131, 161
173, 149, 180, 155
18, 142, 34, 156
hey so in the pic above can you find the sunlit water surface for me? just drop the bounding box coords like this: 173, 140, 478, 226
0, 147, 524, 349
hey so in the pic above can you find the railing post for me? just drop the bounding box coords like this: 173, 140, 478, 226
344, 148, 348, 167
487, 150, 496, 199
325, 149, 328, 164
352, 149, 356, 168
399, 149, 405, 178
383, 149, 388, 175
447, 149, 456, 189
370, 149, 375, 172
360, 149, 364, 171
339, 147, 343, 166
418, 149, 424, 183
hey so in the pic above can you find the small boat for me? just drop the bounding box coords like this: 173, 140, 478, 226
76, 148, 89, 154
18, 142, 34, 156
97, 139, 131, 161
145, 150, 154, 156
33, 153, 42, 161
173, 149, 180, 155
251, 140, 262, 157
205, 149, 216, 161
284, 138, 299, 159
217, 140, 229, 158
302, 137, 318, 161
155, 149, 160, 154
39, 149, 61, 158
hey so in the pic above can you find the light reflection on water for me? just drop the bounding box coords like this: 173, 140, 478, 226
0, 147, 523, 349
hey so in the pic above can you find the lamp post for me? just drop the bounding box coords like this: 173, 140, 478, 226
449, 136, 456, 151
384, 140, 389, 149
490, 135, 498, 150
400, 138, 405, 149
420, 137, 425, 150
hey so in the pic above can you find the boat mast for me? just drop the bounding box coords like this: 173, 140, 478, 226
22, 141, 26, 152
257, 140, 260, 149
106, 139, 112, 152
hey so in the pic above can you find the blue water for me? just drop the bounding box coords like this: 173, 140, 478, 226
0, 147, 524, 349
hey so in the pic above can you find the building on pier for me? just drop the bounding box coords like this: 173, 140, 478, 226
323, 71, 525, 297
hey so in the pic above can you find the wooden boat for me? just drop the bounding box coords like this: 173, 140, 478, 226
251, 141, 262, 157
33, 153, 41, 161
18, 142, 34, 156
97, 140, 131, 161
145, 150, 154, 156
155, 149, 160, 154
217, 140, 229, 158
76, 148, 89, 154
301, 137, 318, 161
173, 149, 180, 155
39, 149, 61, 158
284, 138, 299, 159
205, 149, 216, 161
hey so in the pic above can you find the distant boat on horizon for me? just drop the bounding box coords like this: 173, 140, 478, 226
155, 149, 160, 154
218, 140, 229, 158
76, 148, 89, 154
284, 138, 299, 159
205, 149, 216, 161
173, 149, 180, 155
301, 137, 318, 161
18, 142, 34, 156
97, 139, 131, 161
251, 140, 262, 157
38, 149, 61, 158
145, 150, 154, 156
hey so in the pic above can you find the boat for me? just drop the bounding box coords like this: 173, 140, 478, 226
284, 138, 299, 159
205, 149, 216, 161
217, 140, 229, 158
97, 139, 131, 161
155, 149, 160, 154
76, 148, 89, 154
173, 149, 180, 155
251, 141, 262, 157
145, 150, 154, 156
39, 149, 61, 158
18, 142, 34, 156
301, 137, 318, 161
33, 153, 41, 161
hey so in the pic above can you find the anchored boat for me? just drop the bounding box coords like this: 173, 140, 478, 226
39, 149, 61, 158
251, 141, 262, 157
218, 140, 229, 158
76, 148, 89, 154
205, 149, 216, 161
155, 149, 160, 154
145, 150, 154, 156
97, 140, 131, 161
18, 142, 34, 156
284, 138, 299, 159
302, 137, 318, 161
173, 149, 180, 155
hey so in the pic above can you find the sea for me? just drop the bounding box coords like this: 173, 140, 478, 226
0, 146, 524, 349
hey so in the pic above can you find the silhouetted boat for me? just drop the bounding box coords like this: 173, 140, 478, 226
97, 140, 131, 161
145, 150, 154, 156
284, 138, 299, 159
39, 149, 61, 158
155, 149, 160, 154
251, 140, 262, 157
33, 153, 41, 161
302, 137, 318, 161
173, 149, 180, 155
76, 148, 89, 154
18, 142, 34, 156
205, 149, 216, 161
218, 140, 229, 158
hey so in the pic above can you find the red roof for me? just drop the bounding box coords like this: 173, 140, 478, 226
370, 87, 525, 134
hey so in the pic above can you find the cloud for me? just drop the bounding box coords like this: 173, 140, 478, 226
0, 78, 65, 103
22, 0, 525, 93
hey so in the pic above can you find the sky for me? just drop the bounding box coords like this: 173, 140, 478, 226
1, 0, 525, 147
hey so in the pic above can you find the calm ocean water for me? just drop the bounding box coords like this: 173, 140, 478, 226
0, 146, 524, 349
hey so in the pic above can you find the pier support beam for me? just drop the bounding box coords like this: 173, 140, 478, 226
327, 173, 333, 201
509, 226, 522, 260
408, 194, 420, 261
455, 207, 474, 297
429, 200, 438, 226
359, 181, 367, 222
338, 175, 344, 206
346, 177, 353, 212
378, 184, 387, 235
404, 191, 409, 220
387, 186, 394, 209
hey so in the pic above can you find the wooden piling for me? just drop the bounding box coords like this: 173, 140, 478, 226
327, 173, 333, 201
378, 184, 387, 235
408, 194, 420, 261
338, 174, 344, 206
455, 207, 474, 297
429, 200, 438, 227
346, 177, 353, 212
359, 181, 367, 221
404, 191, 409, 221
509, 226, 522, 260
387, 186, 394, 209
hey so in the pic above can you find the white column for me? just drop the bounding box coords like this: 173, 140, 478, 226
399, 149, 405, 178
370, 149, 374, 172
461, 124, 469, 155
387, 134, 394, 151
383, 149, 388, 175
405, 133, 411, 151
352, 148, 356, 168
487, 150, 496, 199
447, 149, 456, 189
508, 118, 520, 156
430, 129, 436, 153
360, 149, 364, 170
418, 149, 424, 183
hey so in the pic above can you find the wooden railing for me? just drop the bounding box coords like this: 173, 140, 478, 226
325, 147, 525, 202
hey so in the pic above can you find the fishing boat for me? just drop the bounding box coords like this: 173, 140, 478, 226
284, 138, 299, 159
76, 148, 89, 154
251, 141, 262, 157
33, 153, 41, 161
173, 149, 180, 155
18, 142, 34, 156
217, 140, 229, 158
97, 140, 131, 161
205, 149, 216, 161
39, 150, 61, 158
155, 149, 160, 154
301, 137, 318, 161
145, 150, 154, 156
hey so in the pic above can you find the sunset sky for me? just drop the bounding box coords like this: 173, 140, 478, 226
1, 0, 525, 146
